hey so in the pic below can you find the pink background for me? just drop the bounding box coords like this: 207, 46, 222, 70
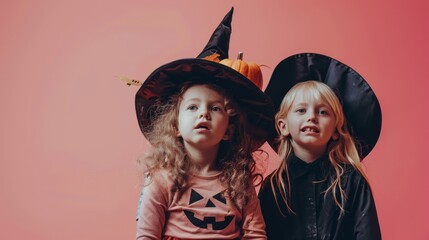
1, 1, 428, 239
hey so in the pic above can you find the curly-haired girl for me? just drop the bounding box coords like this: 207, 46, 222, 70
134, 58, 273, 240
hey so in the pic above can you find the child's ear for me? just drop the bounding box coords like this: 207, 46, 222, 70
278, 119, 290, 137
175, 128, 181, 137
222, 125, 235, 140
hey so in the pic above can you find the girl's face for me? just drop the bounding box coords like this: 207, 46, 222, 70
278, 92, 338, 157
177, 85, 230, 150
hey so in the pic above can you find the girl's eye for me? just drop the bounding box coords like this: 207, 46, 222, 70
187, 105, 198, 110
319, 109, 329, 115
211, 106, 223, 112
296, 108, 306, 113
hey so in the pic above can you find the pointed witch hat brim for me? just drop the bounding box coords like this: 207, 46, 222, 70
265, 53, 382, 159
135, 7, 274, 149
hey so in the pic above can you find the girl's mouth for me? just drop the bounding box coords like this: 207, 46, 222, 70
195, 123, 209, 130
301, 127, 319, 133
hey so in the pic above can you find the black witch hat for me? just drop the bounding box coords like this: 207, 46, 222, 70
266, 53, 382, 159
135, 7, 274, 149
197, 7, 233, 60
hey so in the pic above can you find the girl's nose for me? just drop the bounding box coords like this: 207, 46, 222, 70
199, 109, 210, 120
307, 112, 318, 123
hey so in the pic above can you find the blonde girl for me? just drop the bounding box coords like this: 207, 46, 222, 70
259, 53, 382, 240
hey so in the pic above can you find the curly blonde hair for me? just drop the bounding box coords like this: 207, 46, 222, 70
139, 81, 262, 208
270, 80, 369, 216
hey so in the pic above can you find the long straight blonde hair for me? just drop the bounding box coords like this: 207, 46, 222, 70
270, 80, 369, 216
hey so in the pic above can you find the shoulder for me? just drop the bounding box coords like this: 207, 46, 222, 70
322, 160, 365, 180
337, 164, 372, 191
140, 169, 174, 205
259, 171, 275, 194
258, 171, 281, 204
144, 169, 173, 190
342, 164, 366, 180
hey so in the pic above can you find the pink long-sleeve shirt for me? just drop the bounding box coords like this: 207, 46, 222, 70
136, 169, 266, 240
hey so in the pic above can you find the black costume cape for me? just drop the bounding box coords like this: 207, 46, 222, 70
258, 154, 381, 240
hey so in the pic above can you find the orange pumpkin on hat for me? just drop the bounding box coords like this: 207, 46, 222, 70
204, 52, 264, 89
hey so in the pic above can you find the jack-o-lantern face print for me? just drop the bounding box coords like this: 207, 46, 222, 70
183, 189, 234, 230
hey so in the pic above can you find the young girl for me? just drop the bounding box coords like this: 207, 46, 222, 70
133, 8, 273, 239
259, 53, 382, 240
135, 58, 272, 239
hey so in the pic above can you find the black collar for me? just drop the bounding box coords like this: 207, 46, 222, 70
287, 153, 329, 180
